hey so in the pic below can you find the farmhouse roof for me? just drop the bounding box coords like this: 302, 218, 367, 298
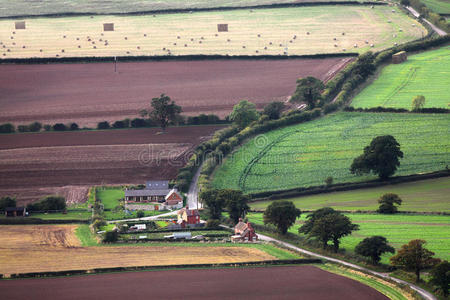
178, 207, 199, 217
145, 180, 169, 190
125, 189, 171, 197
165, 189, 181, 201
235, 218, 248, 233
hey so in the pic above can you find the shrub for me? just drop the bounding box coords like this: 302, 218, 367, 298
27, 195, 66, 212
206, 219, 221, 228
69, 123, 79, 130
53, 123, 67, 131
102, 230, 119, 243
136, 210, 145, 218
97, 121, 110, 130
18, 125, 29, 132
325, 176, 333, 186
130, 118, 147, 128
0, 123, 15, 133
43, 124, 52, 131
0, 196, 16, 210
92, 218, 107, 231
28, 122, 42, 132
112, 120, 126, 128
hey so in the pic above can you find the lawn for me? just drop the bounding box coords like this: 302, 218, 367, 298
0, 6, 425, 58
250, 177, 450, 213
351, 46, 450, 109
246, 212, 450, 263
29, 210, 91, 220
212, 112, 450, 194
96, 188, 124, 210
0, 0, 363, 17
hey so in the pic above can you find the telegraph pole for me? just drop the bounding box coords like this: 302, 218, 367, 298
114, 56, 117, 73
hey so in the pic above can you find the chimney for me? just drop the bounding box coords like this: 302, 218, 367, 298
238, 218, 243, 223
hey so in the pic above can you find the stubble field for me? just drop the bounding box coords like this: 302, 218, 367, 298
0, 6, 425, 58
0, 225, 276, 275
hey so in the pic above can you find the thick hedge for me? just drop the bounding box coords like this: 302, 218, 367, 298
345, 106, 449, 113
0, 218, 88, 224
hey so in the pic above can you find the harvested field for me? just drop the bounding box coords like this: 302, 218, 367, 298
0, 265, 390, 300
0, 6, 425, 58
0, 58, 350, 127
0, 225, 275, 275
0, 126, 221, 204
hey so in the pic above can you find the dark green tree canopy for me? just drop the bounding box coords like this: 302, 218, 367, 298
263, 101, 285, 120
229, 100, 260, 129
0, 196, 16, 210
429, 260, 450, 297
27, 195, 66, 212
149, 94, 182, 131
299, 207, 337, 234
377, 193, 403, 214
200, 189, 224, 220
350, 135, 403, 179
390, 239, 440, 282
220, 189, 250, 224
355, 236, 395, 264
290, 76, 324, 109
263, 201, 301, 234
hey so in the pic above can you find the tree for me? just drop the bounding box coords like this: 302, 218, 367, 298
355, 236, 395, 265
263, 101, 285, 120
390, 239, 440, 282
350, 135, 403, 179
401, 0, 410, 6
200, 189, 225, 220
377, 193, 403, 214
229, 100, 259, 129
220, 189, 250, 224
27, 195, 66, 212
0, 196, 16, 210
149, 94, 182, 131
325, 176, 333, 186
290, 76, 324, 108
307, 212, 359, 252
263, 201, 301, 234
429, 260, 449, 297
299, 207, 337, 235
412, 95, 425, 111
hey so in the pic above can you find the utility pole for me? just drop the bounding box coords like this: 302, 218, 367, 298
114, 56, 117, 73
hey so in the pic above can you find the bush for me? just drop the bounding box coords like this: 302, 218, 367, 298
43, 124, 52, 131
18, 125, 29, 132
92, 218, 107, 231
0, 196, 16, 210
136, 210, 145, 218
0, 123, 15, 133
325, 176, 333, 186
97, 121, 110, 130
27, 195, 66, 212
28, 122, 42, 132
206, 219, 221, 228
69, 123, 79, 130
53, 123, 67, 131
112, 120, 127, 128
102, 230, 119, 243
130, 118, 147, 128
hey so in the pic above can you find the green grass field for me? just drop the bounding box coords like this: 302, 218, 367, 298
421, 0, 450, 14
250, 177, 450, 213
212, 112, 450, 194
351, 46, 450, 109
246, 212, 450, 263
0, 0, 360, 17
0, 6, 425, 58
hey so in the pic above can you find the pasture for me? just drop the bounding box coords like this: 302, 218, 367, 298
0, 6, 425, 58
420, 0, 450, 14
250, 177, 450, 213
212, 112, 450, 193
246, 212, 450, 263
0, 224, 278, 275
351, 46, 450, 109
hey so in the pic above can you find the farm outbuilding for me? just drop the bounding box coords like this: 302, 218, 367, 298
217, 24, 228, 32
5, 207, 26, 217
15, 21, 26, 30
103, 23, 114, 31
392, 51, 407, 64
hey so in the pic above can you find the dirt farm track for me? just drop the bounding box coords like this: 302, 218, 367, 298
0, 265, 389, 300
0, 57, 351, 127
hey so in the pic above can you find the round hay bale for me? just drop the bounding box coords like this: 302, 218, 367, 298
63, 35, 66, 38
90, 16, 93, 19
394, 42, 398, 46
242, 45, 246, 48
227, 39, 231, 42
393, 34, 397, 37
201, 36, 204, 40
293, 35, 297, 39
215, 34, 218, 37
22, 45, 25, 48
399, 28, 403, 32
250, 9, 253, 12
354, 44, 358, 48
101, 33, 104, 36
56, 54, 59, 57
76, 37, 80, 40
12, 42, 15, 45
126, 51, 130, 54
2, 45, 5, 48
92, 41, 95, 44
289, 40, 293, 43
199, 41, 202, 44
269, 42, 272, 45
40, 49, 43, 52
163, 47, 166, 50
177, 36, 180, 39
370, 44, 374, 47
7, 49, 10, 52
153, 15, 156, 17
124, 37, 128, 40
257, 34, 261, 37
342, 48, 346, 51
78, 45, 81, 48
264, 46, 267, 50
184, 44, 187, 47
342, 32, 345, 35
61, 49, 65, 52
334, 44, 338, 47
173, 43, 176, 45
3, 53, 5, 56
388, 20, 392, 23
88, 38, 91, 41
12, 31, 15, 34
10, 36, 13, 39
371, 5, 374, 8
365, 40, 368, 44
144, 34, 147, 37
191, 38, 194, 41
279, 43, 282, 47
99, 38, 103, 41
93, 46, 96, 49
283, 51, 287, 55
255, 50, 259, 53
137, 46, 140, 49
306, 32, 310, 35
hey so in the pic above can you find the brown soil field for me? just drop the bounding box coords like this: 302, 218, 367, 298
0, 58, 351, 127
0, 265, 389, 300
0, 225, 275, 276
0, 125, 221, 204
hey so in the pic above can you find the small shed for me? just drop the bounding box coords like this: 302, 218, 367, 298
5, 207, 26, 217
15, 21, 26, 30
103, 23, 114, 31
217, 24, 228, 32
392, 51, 407, 64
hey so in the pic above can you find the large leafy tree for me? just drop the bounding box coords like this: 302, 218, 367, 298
290, 76, 324, 108
229, 100, 259, 129
429, 260, 450, 297
219, 189, 250, 224
377, 193, 403, 214
200, 189, 225, 220
390, 239, 440, 282
263, 101, 285, 120
263, 201, 301, 234
0, 196, 16, 210
298, 207, 337, 234
149, 94, 182, 131
355, 236, 395, 265
350, 135, 403, 179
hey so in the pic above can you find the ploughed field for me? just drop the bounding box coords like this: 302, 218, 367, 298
0, 265, 390, 300
0, 58, 350, 127
0, 6, 425, 58
0, 225, 275, 275
212, 112, 450, 193
351, 46, 450, 109
0, 125, 221, 204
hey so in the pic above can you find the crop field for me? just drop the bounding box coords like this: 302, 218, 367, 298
0, 225, 277, 275
0, 125, 221, 204
351, 46, 450, 109
420, 0, 450, 14
212, 112, 450, 193
0, 58, 349, 127
0, 6, 425, 58
246, 212, 450, 263
250, 177, 450, 212
0, 0, 356, 17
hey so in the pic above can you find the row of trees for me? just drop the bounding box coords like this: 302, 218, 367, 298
0, 195, 66, 212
